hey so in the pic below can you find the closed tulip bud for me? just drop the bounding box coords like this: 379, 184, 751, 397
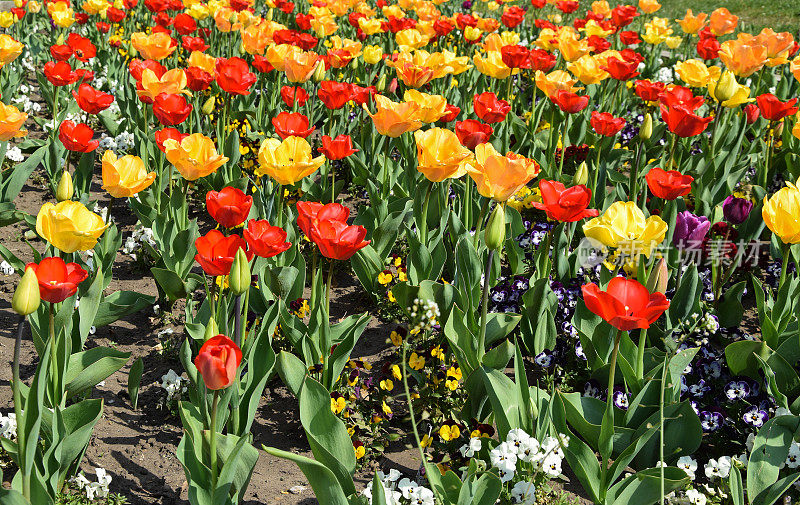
376, 74, 386, 92
229, 247, 250, 296
128, 45, 138, 58
265, 8, 273, 21
714, 71, 737, 103
56, 170, 73, 202
639, 113, 653, 140
204, 317, 218, 341
646, 258, 669, 294
56, 33, 65, 45
12, 267, 40, 316
312, 63, 326, 83
484, 204, 506, 251
573, 161, 588, 185
350, 57, 359, 71
202, 96, 215, 115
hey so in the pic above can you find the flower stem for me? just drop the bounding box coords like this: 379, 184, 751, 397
13, 318, 29, 499
779, 241, 791, 292
210, 390, 220, 491
326, 260, 334, 316
49, 303, 59, 406
477, 249, 495, 362
659, 350, 671, 505
419, 180, 434, 245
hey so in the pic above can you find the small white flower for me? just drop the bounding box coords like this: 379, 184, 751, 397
489, 442, 518, 470
0, 261, 13, 275
458, 437, 482, 458
541, 452, 562, 477
517, 436, 541, 463
685, 488, 707, 505
677, 456, 697, 480
511, 480, 536, 504
704, 456, 731, 479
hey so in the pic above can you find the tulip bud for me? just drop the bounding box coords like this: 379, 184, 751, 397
202, 96, 215, 115
128, 45, 138, 58
56, 33, 65, 45
204, 317, 219, 341
56, 170, 74, 202
639, 113, 653, 140
14, 0, 23, 8
646, 258, 669, 294
484, 204, 506, 251
376, 74, 386, 92
743, 103, 760, 124
12, 267, 40, 316
714, 71, 737, 103
312, 62, 326, 83
229, 247, 250, 296
350, 57, 359, 71
265, 8, 273, 20
573, 161, 588, 186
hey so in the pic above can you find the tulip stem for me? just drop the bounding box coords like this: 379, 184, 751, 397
49, 303, 59, 407
600, 328, 623, 490
779, 241, 791, 292
463, 177, 472, 230
325, 260, 334, 316
419, 180, 434, 245
477, 249, 495, 362
473, 198, 490, 249
234, 295, 242, 347
13, 318, 29, 499
210, 390, 219, 491
635, 328, 648, 381
761, 122, 775, 189
658, 349, 671, 505
709, 103, 723, 159
310, 249, 318, 308
557, 115, 570, 181
629, 141, 643, 206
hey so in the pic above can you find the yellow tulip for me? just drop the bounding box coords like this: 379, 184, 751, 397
101, 151, 156, 198
131, 32, 176, 61
535, 70, 579, 98
0, 12, 15, 28
36, 201, 108, 253
474, 51, 513, 79
0, 103, 27, 141
674, 59, 712, 88
256, 136, 325, 186
403, 90, 446, 123
708, 76, 753, 108
414, 128, 472, 182
567, 55, 608, 85
265, 44, 301, 72
364, 95, 423, 137
363, 45, 383, 64
556, 31, 589, 62
359, 18, 383, 36
0, 34, 24, 67
188, 50, 217, 73
583, 201, 667, 257
164, 133, 228, 181
463, 144, 541, 202
763, 182, 800, 244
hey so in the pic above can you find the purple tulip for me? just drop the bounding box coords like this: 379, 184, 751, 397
462, 1, 472, 8
722, 195, 753, 224
673, 211, 711, 248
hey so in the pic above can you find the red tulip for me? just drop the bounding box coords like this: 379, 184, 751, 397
603, 56, 639, 81
611, 4, 638, 27
500, 45, 530, 69
350, 85, 376, 106
194, 334, 242, 390
50, 44, 73, 61
319, 135, 358, 160
194, 229, 252, 276
243, 220, 292, 258
550, 89, 589, 114
317, 81, 353, 109
440, 104, 460, 122
272, 112, 315, 139
281, 86, 309, 107
743, 103, 760, 124
215, 57, 257, 95
500, 6, 525, 28
75, 68, 94, 84
253, 55, 274, 73
590, 111, 626, 136
172, 13, 197, 35
696, 37, 720, 60
59, 120, 98, 152
296, 201, 349, 238
556, 0, 578, 13
43, 61, 78, 87
619, 31, 641, 45
660, 104, 713, 137
155, 127, 187, 152
153, 93, 192, 126
756, 94, 799, 122
72, 83, 114, 114
455, 119, 493, 149
182, 36, 209, 52
206, 186, 253, 228
25, 257, 88, 303
310, 219, 370, 260
582, 277, 670, 331
67, 33, 96, 62
645, 167, 693, 200
129, 58, 165, 81
528, 49, 556, 72
473, 92, 510, 124
532, 180, 598, 222
634, 80, 666, 102
186, 66, 214, 91
107, 7, 125, 22
658, 85, 704, 111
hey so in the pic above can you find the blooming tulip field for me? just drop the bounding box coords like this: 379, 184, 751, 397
4, 0, 800, 504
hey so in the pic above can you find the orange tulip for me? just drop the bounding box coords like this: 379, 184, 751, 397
463, 144, 541, 202
675, 9, 707, 35
719, 39, 768, 78
395, 61, 435, 88
188, 51, 216, 73
364, 95, 423, 137
137, 68, 190, 102
754, 28, 795, 67
556, 31, 589, 62
284, 51, 319, 83
638, 0, 660, 14
101, 151, 155, 198
131, 32, 175, 61
708, 8, 738, 36
0, 34, 23, 67
0, 103, 27, 141
403, 90, 446, 123
414, 128, 472, 182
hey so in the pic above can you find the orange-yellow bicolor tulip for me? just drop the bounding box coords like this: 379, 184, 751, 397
718, 39, 768, 77
364, 95, 423, 137
463, 144, 541, 202
0, 34, 23, 67
414, 128, 472, 182
708, 8, 738, 36
131, 31, 176, 61
404, 90, 446, 123
284, 51, 319, 83
101, 151, 156, 198
535, 70, 579, 97
0, 103, 27, 141
675, 9, 707, 34
137, 68, 190, 102
164, 133, 229, 181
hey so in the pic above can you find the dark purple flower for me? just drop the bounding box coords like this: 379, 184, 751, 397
673, 211, 711, 248
743, 406, 768, 427
722, 195, 753, 224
